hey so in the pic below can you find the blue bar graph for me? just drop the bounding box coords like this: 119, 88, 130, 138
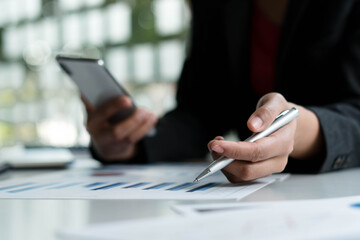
167, 182, 197, 191
123, 182, 150, 189
0, 183, 34, 191
351, 203, 360, 208
50, 182, 82, 189
84, 182, 107, 188
9, 183, 58, 193
187, 182, 220, 192
144, 182, 174, 190
92, 182, 128, 190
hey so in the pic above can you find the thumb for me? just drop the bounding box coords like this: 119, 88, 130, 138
247, 93, 288, 132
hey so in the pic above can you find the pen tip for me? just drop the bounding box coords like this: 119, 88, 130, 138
193, 178, 199, 183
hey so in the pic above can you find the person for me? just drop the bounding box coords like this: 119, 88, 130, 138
84, 0, 360, 182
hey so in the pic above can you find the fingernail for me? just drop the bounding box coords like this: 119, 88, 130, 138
212, 145, 224, 154
251, 117, 263, 129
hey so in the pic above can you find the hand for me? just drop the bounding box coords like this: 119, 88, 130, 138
208, 92, 323, 183
83, 96, 158, 161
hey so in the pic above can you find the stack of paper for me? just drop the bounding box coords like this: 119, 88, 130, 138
59, 196, 360, 240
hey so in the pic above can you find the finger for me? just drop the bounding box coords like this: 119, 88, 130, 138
111, 108, 151, 141
222, 156, 288, 182
208, 136, 225, 160
207, 136, 224, 152
248, 93, 288, 132
89, 108, 153, 146
215, 136, 225, 140
210, 127, 294, 162
128, 113, 158, 143
89, 96, 133, 125
90, 127, 122, 146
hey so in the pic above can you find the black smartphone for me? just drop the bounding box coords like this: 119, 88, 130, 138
56, 55, 136, 124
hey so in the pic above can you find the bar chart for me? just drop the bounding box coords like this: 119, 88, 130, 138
0, 164, 288, 200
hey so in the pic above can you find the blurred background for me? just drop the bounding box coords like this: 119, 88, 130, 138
0, 0, 190, 148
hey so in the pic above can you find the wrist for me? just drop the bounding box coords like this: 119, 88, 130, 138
290, 104, 324, 160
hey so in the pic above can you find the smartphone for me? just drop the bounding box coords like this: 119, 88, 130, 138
56, 55, 136, 124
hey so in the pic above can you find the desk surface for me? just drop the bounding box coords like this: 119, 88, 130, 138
1, 161, 360, 240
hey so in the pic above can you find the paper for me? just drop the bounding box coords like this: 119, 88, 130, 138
172, 202, 263, 216
0, 164, 288, 200
58, 196, 360, 240
172, 195, 360, 216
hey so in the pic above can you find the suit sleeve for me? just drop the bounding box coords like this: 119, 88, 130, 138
143, 58, 232, 162
143, 3, 234, 162
286, 3, 360, 173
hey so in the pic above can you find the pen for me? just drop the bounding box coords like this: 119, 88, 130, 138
193, 107, 299, 182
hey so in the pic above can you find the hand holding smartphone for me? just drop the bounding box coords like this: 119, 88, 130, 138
56, 55, 157, 161
56, 55, 136, 124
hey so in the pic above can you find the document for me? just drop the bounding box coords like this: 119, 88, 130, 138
0, 164, 288, 200
58, 196, 360, 240
172, 195, 360, 216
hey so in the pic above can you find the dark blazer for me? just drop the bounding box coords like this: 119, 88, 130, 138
92, 0, 360, 174
137, 0, 360, 174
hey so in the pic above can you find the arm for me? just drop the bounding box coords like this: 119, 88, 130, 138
288, 2, 360, 173
208, 2, 360, 181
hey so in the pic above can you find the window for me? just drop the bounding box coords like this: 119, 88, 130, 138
0, 0, 189, 147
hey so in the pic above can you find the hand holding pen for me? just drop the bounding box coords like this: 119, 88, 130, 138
195, 93, 305, 183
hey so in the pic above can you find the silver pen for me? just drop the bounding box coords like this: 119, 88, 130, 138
193, 107, 299, 182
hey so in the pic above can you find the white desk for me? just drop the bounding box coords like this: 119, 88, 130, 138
1, 161, 359, 240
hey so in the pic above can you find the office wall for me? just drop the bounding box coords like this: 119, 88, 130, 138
0, 0, 190, 147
